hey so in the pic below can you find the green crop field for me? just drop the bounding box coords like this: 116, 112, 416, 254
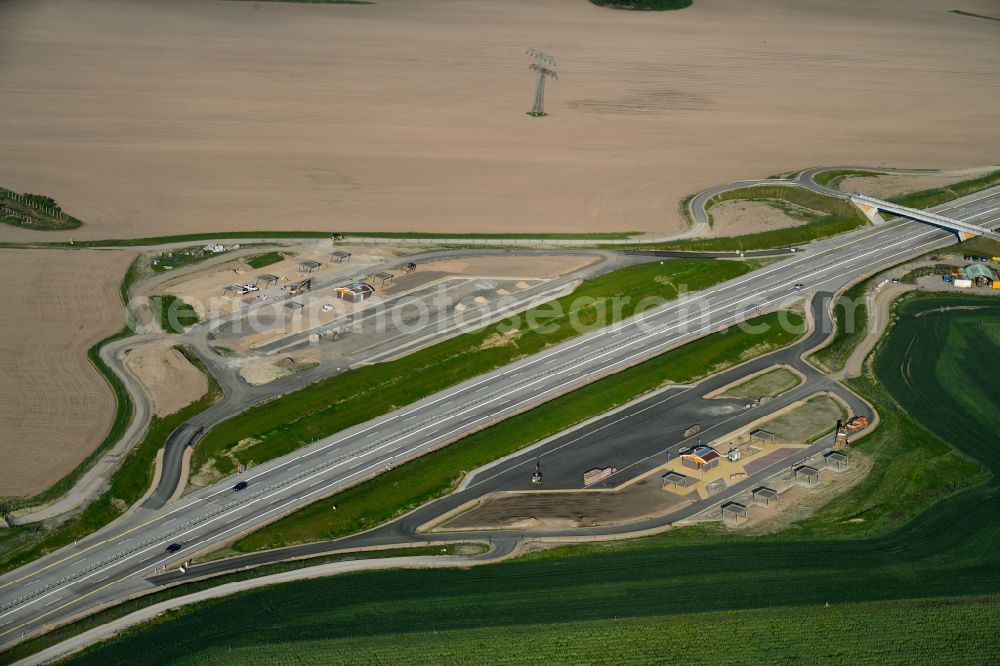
69, 596, 1000, 665
190, 259, 756, 480
63, 293, 1000, 665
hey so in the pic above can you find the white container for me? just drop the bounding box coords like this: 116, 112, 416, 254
953, 278, 973, 289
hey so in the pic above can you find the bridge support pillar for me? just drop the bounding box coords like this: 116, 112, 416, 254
853, 201, 885, 225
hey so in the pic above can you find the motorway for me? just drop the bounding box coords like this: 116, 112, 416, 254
149, 289, 871, 583
1, 183, 999, 652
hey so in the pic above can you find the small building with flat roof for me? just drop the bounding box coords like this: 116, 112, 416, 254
335, 281, 375, 303
751, 486, 779, 508
749, 430, 775, 446
681, 446, 721, 472
824, 451, 849, 472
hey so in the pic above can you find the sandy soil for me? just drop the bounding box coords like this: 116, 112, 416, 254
0, 249, 135, 497
706, 200, 810, 237
736, 449, 873, 534
421, 254, 598, 279
0, 0, 997, 242
238, 358, 293, 387
441, 473, 693, 530
121, 341, 207, 417
838, 170, 997, 199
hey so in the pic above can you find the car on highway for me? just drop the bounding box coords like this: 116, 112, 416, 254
165, 543, 183, 553
233, 480, 249, 491
794, 283, 805, 290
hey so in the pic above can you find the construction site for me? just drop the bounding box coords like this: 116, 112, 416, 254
132, 241, 607, 387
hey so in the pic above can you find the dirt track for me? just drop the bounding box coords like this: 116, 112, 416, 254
0, 249, 135, 497
0, 0, 997, 241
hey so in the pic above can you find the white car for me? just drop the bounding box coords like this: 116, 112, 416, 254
243, 284, 259, 293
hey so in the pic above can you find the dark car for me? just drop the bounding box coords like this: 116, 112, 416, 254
794, 283, 805, 290
166, 543, 182, 553
233, 480, 249, 491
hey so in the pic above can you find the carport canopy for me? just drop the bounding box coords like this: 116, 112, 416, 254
255, 273, 280, 287
661, 471, 690, 489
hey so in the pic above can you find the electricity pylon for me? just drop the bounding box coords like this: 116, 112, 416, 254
526, 48, 557, 116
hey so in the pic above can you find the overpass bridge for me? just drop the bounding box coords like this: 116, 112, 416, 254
851, 192, 1000, 242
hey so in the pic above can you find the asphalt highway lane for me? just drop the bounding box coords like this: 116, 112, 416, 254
1, 187, 999, 649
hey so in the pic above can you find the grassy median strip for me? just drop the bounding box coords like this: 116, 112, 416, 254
0, 349, 221, 575
190, 259, 757, 480
809, 278, 870, 374
230, 310, 805, 552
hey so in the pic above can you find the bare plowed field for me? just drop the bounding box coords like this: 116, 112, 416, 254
1, 0, 997, 241
0, 250, 134, 497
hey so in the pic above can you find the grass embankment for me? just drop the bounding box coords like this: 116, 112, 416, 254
888, 169, 1000, 210
0, 187, 82, 231
150, 295, 200, 334
589, 0, 692, 10
60, 295, 1000, 665
812, 168, 886, 189
243, 251, 284, 269
809, 278, 869, 373
0, 349, 222, 575
190, 259, 755, 480
1, 229, 640, 251
718, 366, 800, 399
232, 310, 805, 552
69, 595, 1000, 666
954, 235, 1000, 258
150, 246, 232, 274
621, 185, 868, 253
